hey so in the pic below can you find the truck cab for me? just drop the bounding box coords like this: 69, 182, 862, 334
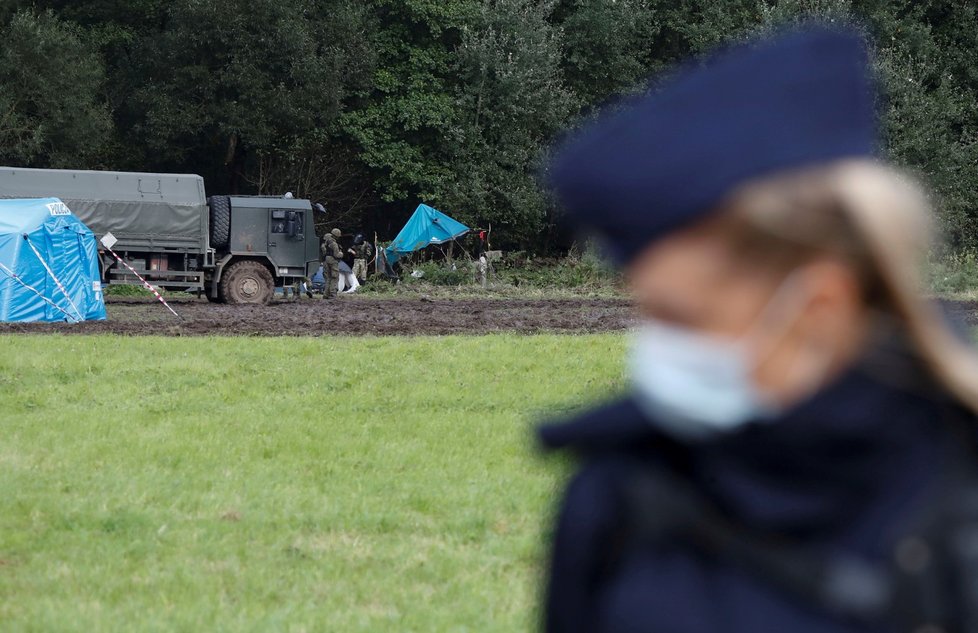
209, 195, 321, 303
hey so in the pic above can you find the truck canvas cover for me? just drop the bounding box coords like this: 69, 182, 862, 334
0, 167, 208, 251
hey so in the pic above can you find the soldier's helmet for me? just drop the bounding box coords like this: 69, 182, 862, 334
331, 228, 341, 238
353, 234, 364, 245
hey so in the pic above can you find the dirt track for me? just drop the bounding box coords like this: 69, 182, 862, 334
942, 300, 978, 327
0, 295, 637, 336
3, 296, 975, 337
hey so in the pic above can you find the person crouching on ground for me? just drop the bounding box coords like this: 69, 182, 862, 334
537, 25, 978, 633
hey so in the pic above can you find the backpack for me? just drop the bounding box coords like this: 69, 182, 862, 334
360, 241, 374, 261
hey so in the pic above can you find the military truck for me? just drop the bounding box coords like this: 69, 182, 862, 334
0, 167, 321, 304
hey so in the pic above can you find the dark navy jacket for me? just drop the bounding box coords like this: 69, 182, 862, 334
538, 357, 966, 633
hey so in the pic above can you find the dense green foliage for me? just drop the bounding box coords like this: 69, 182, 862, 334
1, 1, 976, 249
0, 333, 623, 630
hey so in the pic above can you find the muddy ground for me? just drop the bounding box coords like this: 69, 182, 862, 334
0, 295, 637, 336
2, 296, 974, 337
945, 300, 978, 328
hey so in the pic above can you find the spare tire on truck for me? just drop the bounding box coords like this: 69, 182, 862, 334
207, 195, 231, 249
220, 260, 274, 305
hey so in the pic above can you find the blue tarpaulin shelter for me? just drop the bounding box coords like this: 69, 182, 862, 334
0, 198, 106, 322
385, 204, 469, 264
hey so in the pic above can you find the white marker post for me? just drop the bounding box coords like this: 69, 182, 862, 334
100, 231, 118, 250
100, 232, 180, 319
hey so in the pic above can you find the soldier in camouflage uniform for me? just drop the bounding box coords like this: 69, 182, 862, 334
320, 228, 343, 299
352, 234, 373, 283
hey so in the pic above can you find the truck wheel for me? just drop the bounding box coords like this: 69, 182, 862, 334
219, 261, 274, 305
208, 195, 231, 249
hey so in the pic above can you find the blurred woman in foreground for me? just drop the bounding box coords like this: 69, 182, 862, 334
538, 26, 978, 633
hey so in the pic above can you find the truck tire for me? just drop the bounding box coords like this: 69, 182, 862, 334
219, 260, 274, 305
208, 195, 231, 249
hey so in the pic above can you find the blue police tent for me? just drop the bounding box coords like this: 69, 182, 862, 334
385, 204, 469, 264
0, 198, 106, 322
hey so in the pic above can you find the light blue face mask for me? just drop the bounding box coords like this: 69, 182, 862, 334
629, 272, 810, 440
629, 322, 775, 440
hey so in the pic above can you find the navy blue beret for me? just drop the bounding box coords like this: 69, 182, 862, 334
548, 25, 877, 266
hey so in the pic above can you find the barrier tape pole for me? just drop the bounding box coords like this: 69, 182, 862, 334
0, 261, 79, 322
23, 235, 84, 322
105, 247, 180, 318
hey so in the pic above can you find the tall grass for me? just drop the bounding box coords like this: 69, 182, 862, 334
374, 250, 622, 296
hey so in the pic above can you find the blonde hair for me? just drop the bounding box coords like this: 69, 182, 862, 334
717, 159, 978, 413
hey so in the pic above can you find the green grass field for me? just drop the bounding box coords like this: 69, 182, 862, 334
0, 334, 626, 632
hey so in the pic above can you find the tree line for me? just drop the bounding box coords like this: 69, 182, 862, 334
1, 1, 976, 252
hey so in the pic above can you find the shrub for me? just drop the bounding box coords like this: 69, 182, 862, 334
495, 252, 619, 289
929, 251, 978, 295
103, 284, 152, 297
406, 261, 472, 287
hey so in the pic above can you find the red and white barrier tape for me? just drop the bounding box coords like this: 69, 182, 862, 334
105, 248, 180, 318
0, 261, 80, 322
23, 235, 84, 322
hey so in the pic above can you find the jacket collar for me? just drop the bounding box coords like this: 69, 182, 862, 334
537, 396, 654, 452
